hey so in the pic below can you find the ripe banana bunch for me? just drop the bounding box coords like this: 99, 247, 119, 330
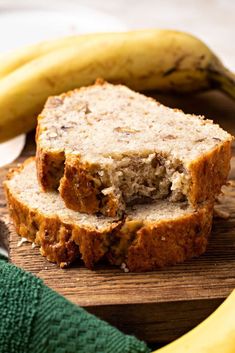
0, 29, 234, 142
154, 289, 235, 353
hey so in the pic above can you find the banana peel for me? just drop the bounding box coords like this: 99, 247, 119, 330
0, 29, 234, 142
154, 289, 235, 353
0, 33, 106, 78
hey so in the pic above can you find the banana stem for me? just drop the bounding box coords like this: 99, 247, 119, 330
210, 67, 235, 100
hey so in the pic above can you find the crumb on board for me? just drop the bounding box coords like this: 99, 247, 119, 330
17, 237, 29, 247
121, 262, 129, 273
213, 207, 230, 220
60, 262, 68, 269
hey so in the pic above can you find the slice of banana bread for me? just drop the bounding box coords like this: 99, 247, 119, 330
5, 158, 214, 272
36, 80, 233, 217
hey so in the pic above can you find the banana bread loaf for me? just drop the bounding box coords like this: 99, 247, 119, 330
36, 80, 233, 217
5, 158, 214, 272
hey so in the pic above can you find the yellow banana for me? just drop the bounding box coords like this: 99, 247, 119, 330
0, 33, 106, 78
154, 290, 235, 353
0, 36, 81, 78
0, 29, 234, 142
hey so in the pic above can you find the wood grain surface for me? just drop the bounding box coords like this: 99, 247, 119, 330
2, 90, 235, 344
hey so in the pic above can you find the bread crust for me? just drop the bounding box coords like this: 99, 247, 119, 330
36, 145, 65, 190
58, 154, 119, 217
5, 160, 214, 271
35, 82, 233, 217
37, 137, 232, 217
122, 206, 212, 271
188, 140, 232, 204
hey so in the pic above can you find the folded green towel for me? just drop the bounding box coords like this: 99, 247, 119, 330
0, 256, 150, 353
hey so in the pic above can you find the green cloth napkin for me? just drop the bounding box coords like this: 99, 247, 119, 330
0, 256, 150, 353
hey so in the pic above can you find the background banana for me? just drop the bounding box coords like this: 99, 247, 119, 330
0, 29, 234, 142
0, 36, 81, 78
154, 289, 235, 353
0, 33, 106, 78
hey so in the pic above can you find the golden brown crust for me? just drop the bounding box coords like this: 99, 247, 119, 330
35, 82, 233, 217
59, 154, 119, 217
36, 145, 65, 190
59, 155, 102, 214
189, 140, 232, 204
4, 180, 119, 268
36, 138, 232, 217
4, 161, 214, 271
123, 205, 213, 271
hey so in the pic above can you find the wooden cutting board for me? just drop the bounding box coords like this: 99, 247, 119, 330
2, 90, 235, 345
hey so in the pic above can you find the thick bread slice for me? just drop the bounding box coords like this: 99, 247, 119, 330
5, 158, 214, 272
36, 80, 233, 217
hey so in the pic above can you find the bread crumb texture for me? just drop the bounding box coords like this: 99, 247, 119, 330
36, 81, 233, 216
5, 159, 213, 272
